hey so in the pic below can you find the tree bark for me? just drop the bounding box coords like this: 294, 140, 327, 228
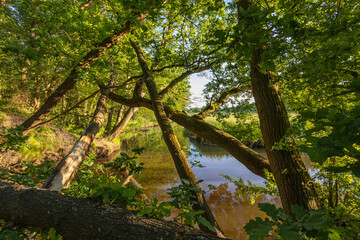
0, 182, 228, 240
105, 106, 114, 133
107, 107, 138, 141
20, 13, 148, 133
130, 41, 225, 237
235, 0, 320, 216
109, 93, 271, 178
42, 81, 112, 191
249, 48, 320, 215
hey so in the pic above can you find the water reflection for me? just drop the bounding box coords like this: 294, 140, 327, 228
117, 128, 298, 239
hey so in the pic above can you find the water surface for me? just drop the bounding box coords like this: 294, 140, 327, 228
118, 127, 282, 239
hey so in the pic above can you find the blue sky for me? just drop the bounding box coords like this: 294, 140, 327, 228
188, 74, 210, 107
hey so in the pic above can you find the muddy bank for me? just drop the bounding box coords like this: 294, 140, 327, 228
0, 112, 119, 169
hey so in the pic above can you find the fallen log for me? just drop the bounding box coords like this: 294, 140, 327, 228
0, 182, 228, 240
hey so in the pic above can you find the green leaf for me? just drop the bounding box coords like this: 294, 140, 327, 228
198, 216, 216, 232
244, 217, 275, 240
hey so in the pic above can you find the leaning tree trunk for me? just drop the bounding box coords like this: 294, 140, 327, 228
130, 41, 225, 238
0, 182, 227, 240
20, 14, 148, 133
107, 107, 138, 141
42, 81, 113, 191
250, 48, 320, 215
109, 93, 271, 178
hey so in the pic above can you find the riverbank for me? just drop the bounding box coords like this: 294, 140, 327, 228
0, 112, 119, 169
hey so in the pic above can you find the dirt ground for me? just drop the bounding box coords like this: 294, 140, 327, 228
0, 112, 119, 169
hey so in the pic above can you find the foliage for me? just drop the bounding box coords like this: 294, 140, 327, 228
220, 169, 277, 205
299, 106, 360, 177
167, 179, 216, 232
19, 127, 61, 162
245, 203, 341, 240
104, 151, 145, 176
0, 160, 57, 187
0, 125, 28, 152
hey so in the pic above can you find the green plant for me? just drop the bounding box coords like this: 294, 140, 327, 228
167, 179, 216, 232
104, 151, 144, 176
0, 125, 29, 152
135, 198, 172, 219
19, 127, 60, 162
244, 203, 341, 240
220, 169, 278, 205
0, 160, 57, 187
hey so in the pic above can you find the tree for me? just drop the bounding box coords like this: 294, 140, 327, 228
130, 40, 225, 237
0, 182, 227, 240
41, 80, 113, 191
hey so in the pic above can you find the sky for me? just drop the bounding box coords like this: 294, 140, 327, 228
188, 73, 210, 108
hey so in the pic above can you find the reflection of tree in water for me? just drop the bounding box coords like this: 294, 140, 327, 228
188, 139, 232, 159
207, 183, 281, 240
135, 151, 181, 201
117, 127, 282, 239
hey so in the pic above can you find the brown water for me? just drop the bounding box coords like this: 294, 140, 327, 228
117, 127, 312, 239
118, 128, 276, 239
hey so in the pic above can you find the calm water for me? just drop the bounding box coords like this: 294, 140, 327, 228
117, 127, 285, 239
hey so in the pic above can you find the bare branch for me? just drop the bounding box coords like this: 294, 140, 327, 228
28, 90, 100, 130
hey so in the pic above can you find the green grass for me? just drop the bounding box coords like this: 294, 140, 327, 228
19, 126, 61, 162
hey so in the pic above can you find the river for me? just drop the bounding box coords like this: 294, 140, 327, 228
118, 127, 281, 239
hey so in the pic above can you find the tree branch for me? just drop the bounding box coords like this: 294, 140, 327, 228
159, 63, 216, 98
108, 92, 271, 178
27, 90, 100, 130
197, 85, 251, 119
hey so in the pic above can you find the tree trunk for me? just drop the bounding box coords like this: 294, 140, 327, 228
130, 41, 225, 237
42, 81, 112, 191
249, 48, 320, 215
105, 106, 114, 133
108, 93, 271, 178
114, 105, 125, 125
0, 182, 228, 240
20, 14, 148, 133
107, 107, 138, 141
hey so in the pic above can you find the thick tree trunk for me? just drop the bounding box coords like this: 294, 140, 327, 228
130, 41, 225, 237
107, 107, 138, 141
250, 48, 320, 215
42, 82, 112, 191
109, 93, 271, 178
0, 182, 228, 240
20, 14, 148, 133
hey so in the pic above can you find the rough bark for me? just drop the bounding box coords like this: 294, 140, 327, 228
20, 13, 148, 133
42, 81, 112, 191
131, 41, 225, 237
0, 182, 227, 240
109, 93, 271, 178
249, 49, 320, 214
236, 0, 320, 216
